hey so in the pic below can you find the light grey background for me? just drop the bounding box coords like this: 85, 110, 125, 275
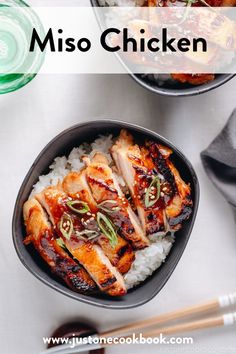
1, 1, 236, 354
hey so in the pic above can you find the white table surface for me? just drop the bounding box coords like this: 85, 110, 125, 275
1, 1, 236, 354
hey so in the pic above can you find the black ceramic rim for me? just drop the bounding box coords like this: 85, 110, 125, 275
12, 120, 200, 309
131, 73, 236, 97
90, 0, 235, 97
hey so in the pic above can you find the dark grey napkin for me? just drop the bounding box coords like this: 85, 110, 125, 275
201, 109, 236, 217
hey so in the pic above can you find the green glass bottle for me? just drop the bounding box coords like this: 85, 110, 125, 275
0, 0, 44, 94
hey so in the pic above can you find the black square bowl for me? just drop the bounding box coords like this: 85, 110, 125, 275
12, 120, 199, 309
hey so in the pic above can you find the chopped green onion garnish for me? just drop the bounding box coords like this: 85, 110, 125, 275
97, 212, 118, 248
56, 238, 66, 249
75, 230, 99, 241
184, 0, 211, 7
67, 200, 90, 214
179, 0, 212, 25
145, 176, 161, 208
98, 200, 121, 213
186, 0, 195, 7
59, 213, 73, 240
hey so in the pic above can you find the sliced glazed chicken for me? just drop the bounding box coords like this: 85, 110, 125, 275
36, 186, 127, 296
148, 143, 192, 231
23, 198, 97, 294
62, 170, 97, 211
111, 130, 167, 236
62, 170, 134, 274
111, 130, 192, 235
84, 153, 149, 249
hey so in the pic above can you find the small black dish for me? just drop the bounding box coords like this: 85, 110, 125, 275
90, 0, 235, 97
12, 120, 199, 309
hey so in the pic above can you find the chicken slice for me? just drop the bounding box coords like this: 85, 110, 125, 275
71, 243, 126, 296
165, 160, 192, 230
36, 186, 126, 296
111, 130, 167, 236
62, 170, 97, 212
148, 143, 193, 231
84, 153, 149, 249
23, 198, 97, 294
62, 171, 134, 274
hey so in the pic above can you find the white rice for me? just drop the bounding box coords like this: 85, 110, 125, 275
124, 235, 174, 289
31, 135, 114, 196
32, 135, 174, 289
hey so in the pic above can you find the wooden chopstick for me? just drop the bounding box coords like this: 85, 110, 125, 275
127, 311, 236, 339
102, 292, 236, 338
